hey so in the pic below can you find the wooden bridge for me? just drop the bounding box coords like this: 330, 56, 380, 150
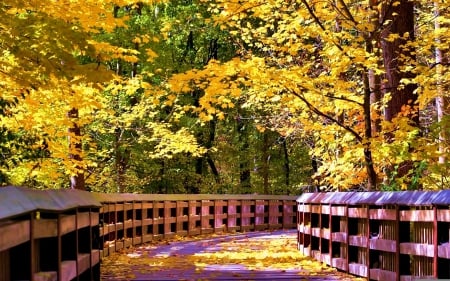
0, 187, 298, 281
2, 186, 450, 280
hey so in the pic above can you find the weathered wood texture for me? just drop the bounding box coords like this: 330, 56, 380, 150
297, 191, 450, 281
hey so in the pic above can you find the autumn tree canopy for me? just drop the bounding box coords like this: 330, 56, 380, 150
1, 0, 450, 192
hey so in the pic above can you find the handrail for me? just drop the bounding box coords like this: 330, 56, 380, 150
97, 193, 298, 257
296, 191, 450, 281
0, 187, 298, 281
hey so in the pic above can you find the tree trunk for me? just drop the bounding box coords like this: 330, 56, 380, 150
381, 0, 418, 123
261, 131, 270, 194
114, 127, 129, 193
131, 3, 143, 78
192, 91, 221, 192
68, 108, 85, 190
363, 67, 378, 190
381, 0, 418, 182
237, 112, 251, 192
369, 0, 382, 134
281, 137, 290, 191
434, 1, 448, 165
206, 119, 220, 183
362, 0, 382, 190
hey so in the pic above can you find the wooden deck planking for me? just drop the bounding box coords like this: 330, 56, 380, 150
101, 230, 360, 281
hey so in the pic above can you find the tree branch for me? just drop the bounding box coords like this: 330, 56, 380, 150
300, 0, 344, 52
324, 93, 364, 106
290, 89, 363, 142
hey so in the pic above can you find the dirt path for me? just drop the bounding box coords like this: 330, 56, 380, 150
101, 230, 365, 281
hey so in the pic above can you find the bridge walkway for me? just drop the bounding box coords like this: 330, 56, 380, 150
101, 230, 363, 281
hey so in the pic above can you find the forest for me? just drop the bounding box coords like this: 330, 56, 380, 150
0, 0, 449, 194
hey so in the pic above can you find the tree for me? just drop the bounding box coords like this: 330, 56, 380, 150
168, 0, 450, 190
0, 0, 207, 190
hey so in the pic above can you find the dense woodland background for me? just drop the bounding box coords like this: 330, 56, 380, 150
0, 0, 449, 193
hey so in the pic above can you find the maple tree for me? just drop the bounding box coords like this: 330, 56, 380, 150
2, 0, 450, 192
0, 0, 208, 190
168, 0, 450, 190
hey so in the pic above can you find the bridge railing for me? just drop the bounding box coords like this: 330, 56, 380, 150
93, 193, 298, 257
0, 186, 297, 281
296, 191, 450, 281
0, 186, 101, 281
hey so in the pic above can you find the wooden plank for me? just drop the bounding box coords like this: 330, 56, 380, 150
59, 215, 76, 236
348, 263, 368, 277
143, 234, 152, 243
321, 205, 330, 215
312, 250, 321, 261
34, 219, 57, 238
60, 260, 77, 281
124, 203, 133, 211
369, 209, 396, 221
142, 218, 152, 226
116, 241, 124, 251
348, 208, 367, 218
77, 253, 91, 275
77, 212, 90, 229
348, 235, 367, 247
283, 201, 295, 228
369, 269, 396, 281
124, 220, 133, 229
399, 210, 434, 222
201, 200, 212, 233
0, 220, 30, 251
214, 200, 224, 232
303, 225, 311, 235
321, 253, 331, 265
438, 244, 450, 259
91, 249, 100, 266
115, 222, 124, 231
254, 200, 265, 229
176, 201, 185, 234
164, 201, 171, 235
133, 236, 142, 245
34, 271, 57, 281
400, 275, 434, 281
115, 204, 124, 212
142, 202, 153, 209
124, 238, 132, 248
311, 227, 321, 237
297, 204, 306, 212
321, 228, 331, 240
0, 249, 10, 281
90, 212, 99, 227
331, 258, 347, 271
331, 206, 346, 217
437, 209, 450, 221
240, 200, 252, 231
399, 242, 434, 257
331, 232, 347, 243
268, 200, 280, 228
311, 205, 321, 214
302, 204, 311, 213
369, 239, 396, 252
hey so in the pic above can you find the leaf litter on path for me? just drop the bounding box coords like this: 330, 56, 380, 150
101, 230, 365, 281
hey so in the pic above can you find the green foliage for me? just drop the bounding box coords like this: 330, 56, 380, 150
6, 0, 450, 193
